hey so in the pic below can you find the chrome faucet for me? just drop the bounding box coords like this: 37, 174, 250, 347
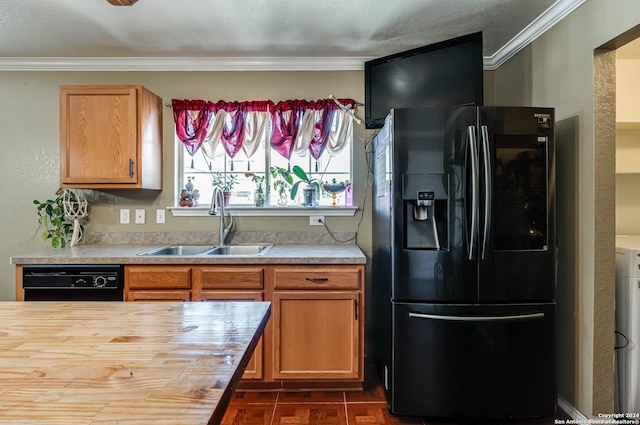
208, 187, 234, 245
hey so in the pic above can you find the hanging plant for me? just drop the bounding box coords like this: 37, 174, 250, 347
33, 189, 81, 248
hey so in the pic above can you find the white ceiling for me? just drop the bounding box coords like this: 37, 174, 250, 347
0, 0, 587, 71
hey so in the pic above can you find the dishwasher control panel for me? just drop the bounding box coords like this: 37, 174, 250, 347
23, 265, 123, 289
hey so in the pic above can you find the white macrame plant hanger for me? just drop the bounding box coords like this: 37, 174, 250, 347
62, 189, 88, 246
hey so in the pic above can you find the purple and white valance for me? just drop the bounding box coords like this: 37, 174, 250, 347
172, 97, 357, 166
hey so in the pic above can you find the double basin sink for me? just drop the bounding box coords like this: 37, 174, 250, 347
137, 243, 273, 257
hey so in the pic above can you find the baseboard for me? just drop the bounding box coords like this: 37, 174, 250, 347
558, 396, 590, 421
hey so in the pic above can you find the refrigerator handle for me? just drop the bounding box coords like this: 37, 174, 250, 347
408, 312, 545, 322
467, 126, 478, 260
480, 125, 491, 260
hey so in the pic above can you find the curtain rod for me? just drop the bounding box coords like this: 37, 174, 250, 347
163, 98, 364, 108
329, 94, 362, 125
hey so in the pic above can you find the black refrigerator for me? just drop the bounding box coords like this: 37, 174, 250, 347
372, 106, 556, 418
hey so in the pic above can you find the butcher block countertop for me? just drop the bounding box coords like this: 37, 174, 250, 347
0, 301, 270, 425
10, 244, 366, 265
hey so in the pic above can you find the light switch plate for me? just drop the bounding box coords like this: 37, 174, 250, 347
119, 209, 130, 224
156, 209, 165, 224
135, 209, 146, 224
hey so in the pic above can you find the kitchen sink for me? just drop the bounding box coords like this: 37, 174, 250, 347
137, 245, 216, 256
137, 244, 273, 257
205, 244, 273, 256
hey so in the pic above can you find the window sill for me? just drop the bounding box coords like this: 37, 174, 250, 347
168, 206, 358, 217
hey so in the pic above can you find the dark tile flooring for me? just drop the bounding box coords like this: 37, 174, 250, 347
222, 367, 572, 425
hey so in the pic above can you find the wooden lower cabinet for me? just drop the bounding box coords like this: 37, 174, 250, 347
200, 290, 264, 380
272, 291, 360, 380
124, 263, 365, 387
269, 265, 364, 383
197, 266, 265, 380
125, 265, 192, 301
128, 290, 191, 301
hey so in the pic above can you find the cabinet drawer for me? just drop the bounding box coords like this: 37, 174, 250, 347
200, 291, 263, 302
273, 266, 361, 290
126, 266, 192, 289
128, 290, 191, 302
198, 267, 264, 289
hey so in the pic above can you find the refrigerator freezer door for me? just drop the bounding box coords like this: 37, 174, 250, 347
389, 301, 556, 418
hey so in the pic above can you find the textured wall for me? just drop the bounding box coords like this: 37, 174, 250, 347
493, 0, 640, 417
0, 71, 372, 303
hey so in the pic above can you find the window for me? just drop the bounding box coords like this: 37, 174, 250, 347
173, 98, 356, 213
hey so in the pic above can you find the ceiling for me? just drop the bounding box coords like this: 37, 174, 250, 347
0, 0, 587, 71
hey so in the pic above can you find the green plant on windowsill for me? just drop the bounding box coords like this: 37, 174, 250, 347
33, 189, 81, 248
291, 165, 322, 207
270, 166, 293, 206
211, 171, 238, 193
246, 172, 266, 207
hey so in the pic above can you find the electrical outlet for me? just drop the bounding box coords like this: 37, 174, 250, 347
309, 215, 324, 226
135, 209, 146, 224
156, 209, 165, 224
119, 209, 130, 224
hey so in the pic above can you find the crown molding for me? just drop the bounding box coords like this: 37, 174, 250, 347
0, 56, 374, 71
483, 0, 587, 70
0, 0, 585, 72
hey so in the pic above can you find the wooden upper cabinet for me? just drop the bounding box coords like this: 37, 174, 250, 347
59, 85, 163, 190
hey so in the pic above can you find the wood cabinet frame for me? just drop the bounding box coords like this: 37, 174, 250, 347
60, 85, 162, 190
123, 263, 365, 388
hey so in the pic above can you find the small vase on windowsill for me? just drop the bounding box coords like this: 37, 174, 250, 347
277, 188, 288, 207
301, 184, 319, 207
254, 189, 265, 207
290, 166, 321, 208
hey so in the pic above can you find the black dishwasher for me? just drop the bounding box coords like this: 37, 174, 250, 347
23, 265, 124, 301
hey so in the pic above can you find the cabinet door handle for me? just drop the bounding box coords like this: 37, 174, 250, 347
305, 277, 328, 283
129, 159, 134, 177
354, 298, 359, 321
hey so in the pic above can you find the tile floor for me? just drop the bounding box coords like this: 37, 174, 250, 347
221, 367, 572, 425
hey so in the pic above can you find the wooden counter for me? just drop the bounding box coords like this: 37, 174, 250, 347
0, 301, 270, 424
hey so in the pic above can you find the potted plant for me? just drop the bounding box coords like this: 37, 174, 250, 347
33, 189, 83, 248
211, 172, 238, 206
291, 165, 322, 207
270, 166, 293, 206
245, 172, 265, 207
